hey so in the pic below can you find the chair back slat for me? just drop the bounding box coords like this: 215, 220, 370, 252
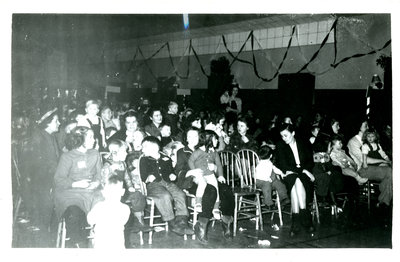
237, 149, 259, 189
218, 151, 241, 189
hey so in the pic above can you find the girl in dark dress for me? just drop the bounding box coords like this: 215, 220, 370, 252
78, 100, 107, 152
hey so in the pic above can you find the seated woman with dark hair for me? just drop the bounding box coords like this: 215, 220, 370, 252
53, 126, 103, 247
275, 123, 315, 236
144, 108, 163, 140
108, 110, 142, 152
226, 116, 259, 153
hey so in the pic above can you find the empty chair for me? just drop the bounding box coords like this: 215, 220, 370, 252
231, 149, 263, 236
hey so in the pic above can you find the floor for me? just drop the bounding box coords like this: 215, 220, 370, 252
12, 199, 392, 249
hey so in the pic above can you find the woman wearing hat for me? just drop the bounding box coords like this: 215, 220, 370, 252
25, 108, 60, 246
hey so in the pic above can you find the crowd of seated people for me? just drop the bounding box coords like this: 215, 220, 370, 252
11, 92, 393, 248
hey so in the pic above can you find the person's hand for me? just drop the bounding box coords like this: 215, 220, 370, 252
146, 175, 156, 183
128, 187, 135, 192
87, 181, 100, 190
217, 176, 226, 184
224, 136, 230, 145
241, 135, 249, 143
282, 171, 294, 178
302, 170, 315, 182
72, 179, 91, 188
208, 163, 216, 172
169, 174, 177, 181
186, 169, 204, 179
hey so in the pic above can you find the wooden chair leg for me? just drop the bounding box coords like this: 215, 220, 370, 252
276, 193, 283, 226
192, 208, 197, 240
150, 202, 155, 227
313, 191, 320, 224
62, 218, 67, 248
148, 231, 153, 245
13, 196, 22, 225
56, 219, 62, 248
256, 194, 263, 231
367, 181, 371, 214
139, 231, 144, 245
233, 194, 238, 237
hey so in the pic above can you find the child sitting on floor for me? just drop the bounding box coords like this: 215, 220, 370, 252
255, 145, 290, 209
87, 175, 130, 249
330, 135, 368, 185
188, 130, 226, 218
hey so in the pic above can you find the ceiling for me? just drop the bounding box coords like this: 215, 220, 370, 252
13, 13, 341, 51
12, 14, 267, 45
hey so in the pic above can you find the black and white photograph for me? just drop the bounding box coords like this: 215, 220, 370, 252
2, 0, 399, 258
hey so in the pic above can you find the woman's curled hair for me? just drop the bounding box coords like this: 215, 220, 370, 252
65, 126, 91, 151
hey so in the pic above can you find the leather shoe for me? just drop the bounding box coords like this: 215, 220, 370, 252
174, 216, 194, 235
194, 217, 209, 244
290, 213, 301, 237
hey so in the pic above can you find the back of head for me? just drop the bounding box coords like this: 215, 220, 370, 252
103, 175, 124, 200
142, 135, 161, 149
65, 126, 91, 151
108, 139, 127, 155
258, 145, 273, 160
196, 130, 217, 151
330, 134, 343, 145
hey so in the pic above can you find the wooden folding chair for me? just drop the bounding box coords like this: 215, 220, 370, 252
236, 149, 288, 228
231, 149, 263, 236
56, 217, 94, 248
138, 156, 192, 242
184, 190, 198, 240
360, 180, 380, 214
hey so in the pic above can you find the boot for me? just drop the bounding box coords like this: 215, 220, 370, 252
130, 213, 152, 233
300, 209, 315, 233
168, 218, 185, 236
290, 213, 301, 237
194, 217, 210, 244
221, 215, 233, 239
171, 216, 194, 235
